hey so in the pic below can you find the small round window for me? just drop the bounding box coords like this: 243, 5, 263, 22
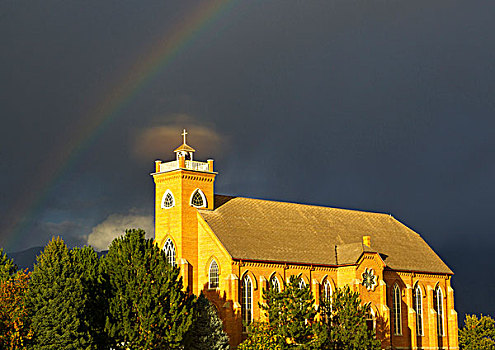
161, 189, 175, 209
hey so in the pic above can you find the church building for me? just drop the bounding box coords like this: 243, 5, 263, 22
151, 131, 458, 349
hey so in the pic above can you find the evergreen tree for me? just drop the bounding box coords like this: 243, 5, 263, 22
0, 248, 16, 281
317, 285, 381, 350
28, 237, 102, 350
104, 229, 194, 350
184, 292, 230, 350
459, 314, 495, 350
260, 275, 319, 349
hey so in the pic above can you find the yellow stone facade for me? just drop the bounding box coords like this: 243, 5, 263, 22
151, 135, 459, 349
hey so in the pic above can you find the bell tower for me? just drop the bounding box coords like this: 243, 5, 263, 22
151, 129, 216, 293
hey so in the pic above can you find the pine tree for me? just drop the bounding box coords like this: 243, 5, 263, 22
459, 314, 495, 350
0, 248, 16, 281
184, 292, 230, 350
28, 237, 103, 350
317, 285, 381, 350
103, 229, 194, 350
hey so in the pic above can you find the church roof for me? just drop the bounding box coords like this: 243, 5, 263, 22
198, 195, 453, 275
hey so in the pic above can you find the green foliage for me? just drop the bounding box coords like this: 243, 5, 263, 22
103, 229, 194, 350
240, 280, 380, 350
28, 237, 105, 350
0, 248, 17, 282
237, 322, 283, 350
0, 270, 32, 350
184, 292, 230, 350
256, 275, 319, 349
459, 314, 495, 350
317, 285, 381, 350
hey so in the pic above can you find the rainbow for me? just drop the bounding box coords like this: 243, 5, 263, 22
4, 0, 236, 251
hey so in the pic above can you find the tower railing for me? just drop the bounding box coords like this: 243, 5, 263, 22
159, 159, 209, 172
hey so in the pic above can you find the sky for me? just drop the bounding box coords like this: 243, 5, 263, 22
1, 0, 494, 320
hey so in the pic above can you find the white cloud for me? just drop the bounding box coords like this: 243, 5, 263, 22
132, 114, 225, 162
86, 211, 154, 251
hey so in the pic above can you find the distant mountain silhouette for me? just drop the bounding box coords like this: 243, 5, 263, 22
7, 246, 108, 271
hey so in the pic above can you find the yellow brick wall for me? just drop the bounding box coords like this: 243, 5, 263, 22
151, 166, 458, 349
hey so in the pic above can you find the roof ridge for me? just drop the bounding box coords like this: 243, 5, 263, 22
214, 193, 392, 217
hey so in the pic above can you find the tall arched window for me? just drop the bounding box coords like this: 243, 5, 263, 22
161, 189, 175, 209
434, 286, 445, 336
368, 307, 377, 332
163, 238, 176, 266
270, 275, 281, 292
323, 280, 332, 302
190, 188, 206, 208
298, 277, 306, 289
393, 284, 402, 335
242, 275, 253, 332
414, 285, 424, 336
208, 260, 219, 289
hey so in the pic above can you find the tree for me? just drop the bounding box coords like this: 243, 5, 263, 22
240, 275, 319, 349
0, 248, 16, 282
237, 322, 283, 350
103, 229, 194, 350
0, 270, 32, 350
262, 275, 318, 348
183, 292, 230, 350
459, 314, 495, 350
317, 285, 380, 350
28, 237, 104, 350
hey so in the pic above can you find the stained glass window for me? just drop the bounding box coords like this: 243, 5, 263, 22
323, 280, 332, 302
414, 285, 423, 336
270, 276, 281, 292
163, 238, 176, 266
298, 277, 306, 289
435, 286, 444, 336
242, 275, 253, 332
191, 189, 206, 208
209, 260, 219, 289
393, 284, 402, 335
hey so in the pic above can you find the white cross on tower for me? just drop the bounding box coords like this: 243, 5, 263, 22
182, 129, 188, 144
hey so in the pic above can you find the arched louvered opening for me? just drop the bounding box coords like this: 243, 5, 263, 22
161, 189, 175, 209
190, 188, 206, 208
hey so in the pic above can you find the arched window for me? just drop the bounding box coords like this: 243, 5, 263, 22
163, 238, 176, 266
414, 285, 424, 336
323, 280, 332, 302
270, 275, 281, 292
298, 277, 306, 289
242, 275, 253, 332
393, 284, 402, 335
366, 306, 376, 332
161, 189, 175, 209
434, 286, 445, 336
190, 188, 207, 208
208, 260, 219, 289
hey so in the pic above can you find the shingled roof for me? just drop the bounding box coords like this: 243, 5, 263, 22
198, 195, 453, 275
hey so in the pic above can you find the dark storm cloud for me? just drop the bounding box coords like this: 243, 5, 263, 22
1, 0, 494, 320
